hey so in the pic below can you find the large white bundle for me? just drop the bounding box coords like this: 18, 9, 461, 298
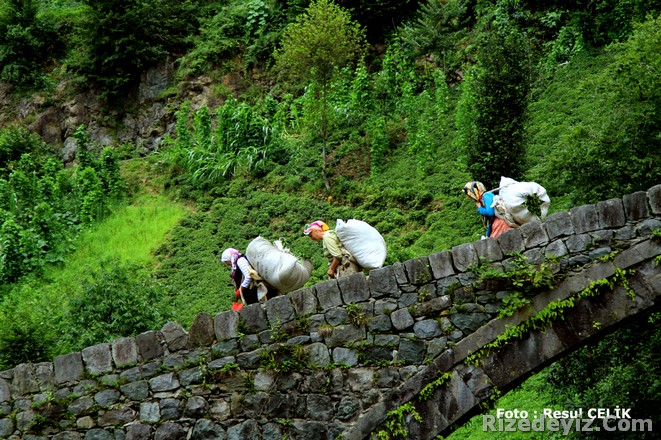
335, 219, 387, 271
246, 237, 312, 293
492, 177, 551, 226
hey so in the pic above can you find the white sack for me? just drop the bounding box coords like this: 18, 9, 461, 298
335, 219, 387, 270
246, 236, 312, 293
492, 177, 551, 226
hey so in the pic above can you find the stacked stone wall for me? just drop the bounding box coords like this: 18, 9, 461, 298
1, 185, 660, 440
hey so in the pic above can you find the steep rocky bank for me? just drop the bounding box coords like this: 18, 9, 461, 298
0, 61, 244, 163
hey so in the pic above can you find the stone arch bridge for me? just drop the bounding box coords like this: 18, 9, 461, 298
1, 185, 660, 440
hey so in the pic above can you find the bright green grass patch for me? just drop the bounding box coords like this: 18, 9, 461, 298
37, 193, 188, 290
71, 194, 187, 266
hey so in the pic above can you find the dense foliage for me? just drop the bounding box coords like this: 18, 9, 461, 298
0, 124, 128, 369
398, 0, 472, 78
547, 313, 661, 440
457, 14, 531, 188
0, 300, 50, 368
64, 260, 168, 351
176, 0, 311, 79
70, 0, 200, 100
0, 0, 63, 88
0, 125, 124, 289
528, 15, 661, 204
0, 0, 659, 435
159, 99, 282, 183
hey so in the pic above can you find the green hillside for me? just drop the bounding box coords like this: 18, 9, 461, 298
0, 1, 659, 438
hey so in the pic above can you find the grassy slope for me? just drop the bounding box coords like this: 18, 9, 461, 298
149, 145, 481, 325
0, 36, 642, 434
0, 190, 188, 356
136, 40, 622, 335
525, 49, 616, 210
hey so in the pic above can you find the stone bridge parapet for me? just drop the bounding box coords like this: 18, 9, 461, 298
1, 185, 660, 440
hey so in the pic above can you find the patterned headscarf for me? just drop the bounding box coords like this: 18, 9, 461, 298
221, 248, 241, 275
463, 181, 486, 203
304, 220, 330, 235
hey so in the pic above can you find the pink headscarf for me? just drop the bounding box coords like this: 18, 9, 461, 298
221, 248, 241, 274
304, 220, 330, 235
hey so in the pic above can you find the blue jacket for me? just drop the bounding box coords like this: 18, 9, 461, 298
477, 192, 496, 237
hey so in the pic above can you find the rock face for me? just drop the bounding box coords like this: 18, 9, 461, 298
0, 60, 239, 163
0, 187, 659, 440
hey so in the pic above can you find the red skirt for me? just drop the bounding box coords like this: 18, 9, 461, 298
490, 217, 512, 239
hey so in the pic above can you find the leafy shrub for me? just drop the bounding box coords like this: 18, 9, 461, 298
176, 2, 249, 78
0, 212, 30, 283
99, 148, 124, 195
159, 99, 281, 185
366, 115, 389, 175
0, 125, 51, 177
73, 125, 126, 220
76, 167, 104, 225
0, 154, 73, 283
541, 21, 585, 74
565, 0, 661, 47
0, 305, 52, 369
398, 0, 471, 78
405, 69, 450, 177
372, 42, 417, 118
547, 312, 661, 439
63, 260, 168, 351
244, 0, 300, 67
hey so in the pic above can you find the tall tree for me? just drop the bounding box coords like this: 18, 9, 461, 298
0, 0, 62, 88
398, 0, 472, 79
274, 0, 366, 190
456, 14, 531, 188
72, 0, 198, 102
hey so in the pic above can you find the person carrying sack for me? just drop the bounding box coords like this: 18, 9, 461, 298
462, 181, 512, 239
304, 220, 361, 279
221, 248, 269, 309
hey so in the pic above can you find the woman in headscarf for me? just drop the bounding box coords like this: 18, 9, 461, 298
463, 181, 512, 239
221, 248, 259, 306
304, 220, 361, 278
